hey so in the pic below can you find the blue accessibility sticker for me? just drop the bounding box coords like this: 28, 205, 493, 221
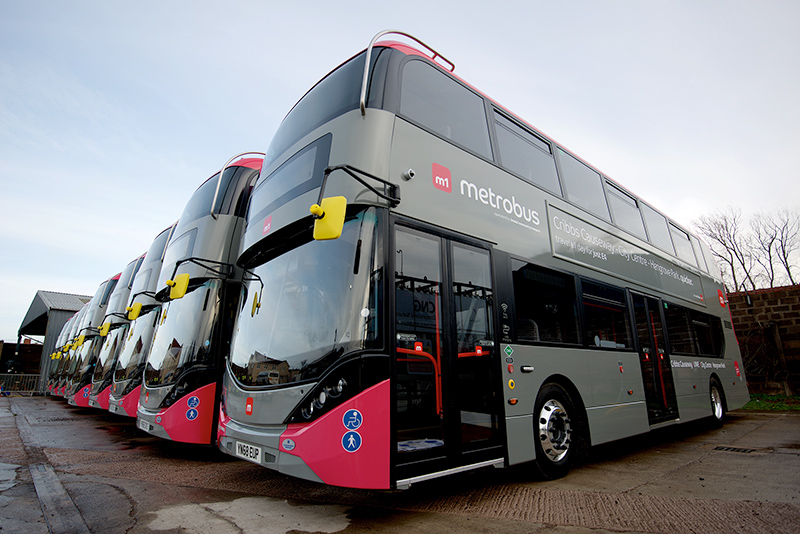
342, 409, 363, 430
342, 431, 362, 453
187, 396, 200, 409
186, 408, 198, 421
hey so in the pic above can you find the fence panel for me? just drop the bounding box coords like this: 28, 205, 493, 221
0, 373, 41, 395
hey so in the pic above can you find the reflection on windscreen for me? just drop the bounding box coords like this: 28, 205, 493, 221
230, 208, 380, 387
115, 307, 159, 382
144, 280, 222, 387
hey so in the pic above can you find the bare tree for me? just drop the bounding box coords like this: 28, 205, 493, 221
751, 212, 778, 287
773, 207, 799, 285
694, 207, 758, 292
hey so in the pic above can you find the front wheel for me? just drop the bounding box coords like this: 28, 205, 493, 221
532, 383, 580, 480
709, 378, 727, 427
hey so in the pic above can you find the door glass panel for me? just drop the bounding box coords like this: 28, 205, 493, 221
633, 294, 678, 423
452, 243, 498, 449
395, 228, 445, 455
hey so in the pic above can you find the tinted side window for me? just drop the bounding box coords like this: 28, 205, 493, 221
670, 223, 698, 267
691, 310, 724, 357
557, 149, 611, 221
511, 260, 580, 344
582, 281, 632, 349
494, 111, 561, 196
606, 182, 647, 240
641, 203, 675, 254
400, 60, 492, 159
664, 303, 695, 354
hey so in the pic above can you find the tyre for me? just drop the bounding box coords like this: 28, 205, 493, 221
709, 377, 727, 427
532, 382, 579, 480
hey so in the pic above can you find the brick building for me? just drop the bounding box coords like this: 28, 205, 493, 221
728, 285, 800, 394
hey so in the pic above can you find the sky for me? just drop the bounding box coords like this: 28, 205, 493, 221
1, 0, 798, 343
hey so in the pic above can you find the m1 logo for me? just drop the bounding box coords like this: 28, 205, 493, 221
245, 397, 254, 416
262, 215, 272, 236
432, 163, 452, 193
718, 289, 726, 307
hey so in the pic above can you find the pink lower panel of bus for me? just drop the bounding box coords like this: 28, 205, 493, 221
94, 386, 111, 410
279, 379, 390, 489
116, 385, 141, 418
155, 382, 216, 444
71, 385, 92, 407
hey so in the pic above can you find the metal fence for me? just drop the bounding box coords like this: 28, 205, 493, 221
0, 373, 42, 395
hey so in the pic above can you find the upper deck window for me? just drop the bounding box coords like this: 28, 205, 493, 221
266, 48, 392, 166
669, 223, 697, 267
399, 59, 492, 160
493, 111, 561, 196
606, 182, 647, 240
557, 149, 611, 222
641, 203, 675, 254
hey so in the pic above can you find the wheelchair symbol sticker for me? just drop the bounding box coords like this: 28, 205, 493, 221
342, 409, 363, 430
342, 431, 362, 453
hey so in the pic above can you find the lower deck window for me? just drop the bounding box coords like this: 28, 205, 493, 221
581, 281, 632, 349
511, 260, 579, 344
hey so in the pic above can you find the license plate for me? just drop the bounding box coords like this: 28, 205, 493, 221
137, 418, 151, 431
235, 441, 261, 463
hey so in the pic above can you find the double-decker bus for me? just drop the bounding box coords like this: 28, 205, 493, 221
87, 254, 145, 410
54, 304, 88, 396
47, 310, 80, 394
66, 273, 120, 406
136, 154, 263, 444
218, 31, 749, 490
108, 223, 176, 417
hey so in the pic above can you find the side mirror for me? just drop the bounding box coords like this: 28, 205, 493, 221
127, 302, 143, 321
99, 323, 111, 337
77, 335, 86, 347
166, 273, 190, 300
310, 196, 347, 240
251, 292, 260, 317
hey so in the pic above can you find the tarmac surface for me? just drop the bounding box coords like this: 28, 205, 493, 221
1, 395, 799, 534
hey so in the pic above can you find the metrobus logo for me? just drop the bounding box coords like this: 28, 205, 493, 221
432, 163, 452, 193
432, 163, 540, 228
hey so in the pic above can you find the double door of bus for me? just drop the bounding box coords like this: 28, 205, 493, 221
632, 293, 679, 424
393, 224, 503, 479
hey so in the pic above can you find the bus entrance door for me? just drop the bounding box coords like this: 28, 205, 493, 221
632, 294, 679, 424
393, 225, 502, 481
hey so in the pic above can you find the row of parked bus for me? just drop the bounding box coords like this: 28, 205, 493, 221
44, 31, 749, 491
47, 154, 263, 446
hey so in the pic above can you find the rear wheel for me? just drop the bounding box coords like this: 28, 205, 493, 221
532, 383, 579, 480
709, 377, 727, 427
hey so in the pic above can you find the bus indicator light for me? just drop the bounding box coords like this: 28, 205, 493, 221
432, 163, 452, 193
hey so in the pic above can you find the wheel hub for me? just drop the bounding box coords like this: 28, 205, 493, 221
538, 399, 571, 462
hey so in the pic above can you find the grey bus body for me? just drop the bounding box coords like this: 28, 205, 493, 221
219, 32, 748, 489
87, 254, 145, 409
108, 223, 176, 417
48, 310, 79, 394
65, 274, 120, 406
136, 157, 262, 444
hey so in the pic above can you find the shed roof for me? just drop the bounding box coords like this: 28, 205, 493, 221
18, 290, 92, 336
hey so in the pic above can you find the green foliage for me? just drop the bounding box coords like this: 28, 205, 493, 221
742, 394, 800, 411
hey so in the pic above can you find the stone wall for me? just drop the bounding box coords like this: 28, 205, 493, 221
728, 285, 800, 394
